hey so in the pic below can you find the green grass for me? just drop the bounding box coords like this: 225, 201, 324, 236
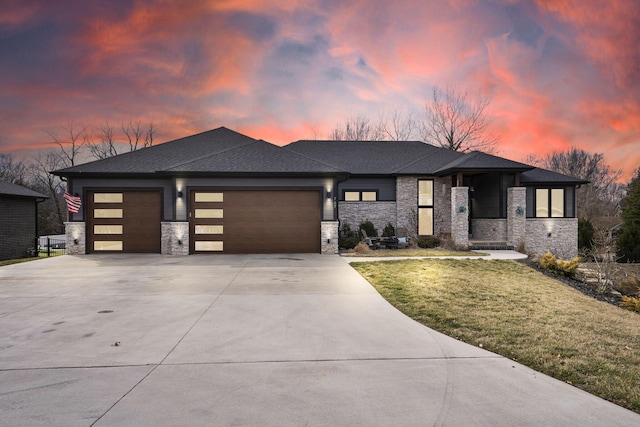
342, 248, 487, 257
0, 257, 41, 267
352, 258, 640, 413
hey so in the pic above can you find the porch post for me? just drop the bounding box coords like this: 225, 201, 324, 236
451, 187, 469, 249
507, 187, 526, 250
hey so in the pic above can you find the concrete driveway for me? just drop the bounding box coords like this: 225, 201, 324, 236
0, 254, 638, 426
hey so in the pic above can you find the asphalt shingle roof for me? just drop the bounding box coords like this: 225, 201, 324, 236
0, 179, 48, 199
286, 140, 463, 175
52, 127, 587, 184
165, 139, 342, 174
520, 167, 589, 185
433, 151, 534, 175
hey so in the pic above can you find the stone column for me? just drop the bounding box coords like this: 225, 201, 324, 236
451, 187, 469, 248
65, 222, 86, 255
507, 187, 526, 250
161, 222, 189, 255
321, 221, 339, 254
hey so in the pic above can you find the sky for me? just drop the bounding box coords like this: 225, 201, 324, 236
1, 0, 639, 180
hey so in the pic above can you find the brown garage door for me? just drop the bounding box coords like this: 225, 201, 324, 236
86, 190, 161, 253
190, 190, 321, 254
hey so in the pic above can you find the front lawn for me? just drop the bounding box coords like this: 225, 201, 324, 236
352, 258, 640, 413
342, 248, 486, 257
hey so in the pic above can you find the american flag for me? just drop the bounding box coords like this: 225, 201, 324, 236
64, 191, 82, 214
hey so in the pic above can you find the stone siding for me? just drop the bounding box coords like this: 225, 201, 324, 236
321, 221, 339, 254
396, 176, 451, 238
451, 187, 469, 248
161, 222, 189, 255
65, 222, 86, 255
525, 218, 578, 259
471, 219, 507, 241
338, 201, 397, 236
507, 187, 526, 249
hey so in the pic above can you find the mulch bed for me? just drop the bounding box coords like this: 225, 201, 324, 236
517, 258, 623, 307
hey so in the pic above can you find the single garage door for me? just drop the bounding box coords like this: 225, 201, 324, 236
190, 190, 321, 254
86, 190, 161, 253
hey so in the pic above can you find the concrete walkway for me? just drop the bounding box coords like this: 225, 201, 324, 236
0, 254, 638, 426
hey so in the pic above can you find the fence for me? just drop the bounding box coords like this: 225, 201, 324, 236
36, 236, 66, 257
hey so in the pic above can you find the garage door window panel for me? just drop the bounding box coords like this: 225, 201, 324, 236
94, 193, 123, 203
94, 241, 123, 251
94, 225, 123, 234
94, 209, 123, 218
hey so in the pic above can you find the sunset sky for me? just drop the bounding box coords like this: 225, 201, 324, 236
1, 0, 639, 180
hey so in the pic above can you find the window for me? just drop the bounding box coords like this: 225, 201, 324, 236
418, 180, 434, 235
195, 209, 224, 218
343, 191, 378, 201
535, 188, 565, 218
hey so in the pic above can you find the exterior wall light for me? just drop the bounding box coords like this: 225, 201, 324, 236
458, 205, 467, 213
177, 191, 183, 198
516, 205, 525, 216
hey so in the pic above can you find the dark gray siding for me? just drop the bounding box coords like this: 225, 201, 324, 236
0, 197, 37, 260
470, 174, 500, 218
337, 177, 396, 201
67, 178, 174, 221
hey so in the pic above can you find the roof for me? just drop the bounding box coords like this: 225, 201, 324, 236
0, 179, 48, 199
164, 139, 341, 174
433, 151, 534, 175
54, 127, 340, 177
286, 140, 463, 175
52, 126, 587, 184
520, 168, 589, 185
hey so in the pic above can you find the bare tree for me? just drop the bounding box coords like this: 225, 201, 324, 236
45, 121, 88, 167
378, 107, 417, 141
30, 152, 67, 234
329, 115, 383, 141
88, 122, 119, 160
528, 147, 624, 220
122, 120, 155, 151
420, 85, 499, 153
0, 153, 29, 185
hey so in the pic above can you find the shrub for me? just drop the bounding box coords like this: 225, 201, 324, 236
381, 222, 395, 238
539, 252, 580, 278
352, 242, 370, 254
578, 217, 595, 252
359, 220, 377, 238
339, 222, 360, 249
417, 235, 440, 249
619, 296, 640, 313
616, 277, 640, 297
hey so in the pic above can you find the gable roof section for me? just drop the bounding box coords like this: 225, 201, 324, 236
286, 140, 463, 175
0, 179, 48, 199
520, 167, 589, 185
164, 139, 342, 174
433, 151, 534, 175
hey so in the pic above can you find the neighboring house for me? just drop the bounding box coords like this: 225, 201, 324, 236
0, 179, 48, 261
53, 127, 587, 257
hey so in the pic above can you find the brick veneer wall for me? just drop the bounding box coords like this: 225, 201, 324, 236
396, 176, 451, 238
339, 201, 397, 236
451, 187, 469, 248
471, 219, 507, 241
0, 197, 37, 260
525, 218, 578, 259
507, 187, 526, 249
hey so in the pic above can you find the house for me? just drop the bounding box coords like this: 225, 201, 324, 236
53, 127, 587, 257
0, 179, 48, 261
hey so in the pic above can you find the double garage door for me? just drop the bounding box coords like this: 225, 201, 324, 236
190, 190, 321, 254
86, 190, 321, 254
